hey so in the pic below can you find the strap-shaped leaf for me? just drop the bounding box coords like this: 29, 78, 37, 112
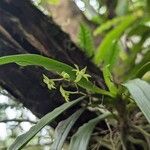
124, 79, 150, 124
125, 51, 150, 80
94, 14, 140, 65
8, 96, 85, 150
94, 15, 129, 36
0, 54, 113, 97
51, 109, 84, 150
136, 62, 150, 78
69, 113, 110, 150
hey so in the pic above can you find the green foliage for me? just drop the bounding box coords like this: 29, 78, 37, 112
51, 109, 84, 150
69, 113, 111, 150
1, 0, 150, 149
125, 50, 150, 81
94, 13, 141, 66
0, 54, 112, 97
94, 15, 128, 36
78, 23, 95, 57
135, 62, 150, 78
103, 65, 117, 96
8, 97, 85, 150
124, 79, 150, 123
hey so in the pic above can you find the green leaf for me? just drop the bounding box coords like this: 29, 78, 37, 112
0, 54, 113, 97
125, 51, 150, 80
146, 0, 150, 13
127, 24, 150, 37
8, 96, 85, 150
103, 65, 117, 95
69, 113, 111, 150
94, 15, 128, 36
91, 15, 102, 25
104, 40, 120, 69
135, 62, 150, 78
110, 41, 121, 68
124, 79, 150, 124
94, 14, 140, 65
143, 72, 150, 82
78, 23, 95, 57
51, 109, 84, 150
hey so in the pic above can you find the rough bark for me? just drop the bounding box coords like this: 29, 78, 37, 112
0, 0, 106, 127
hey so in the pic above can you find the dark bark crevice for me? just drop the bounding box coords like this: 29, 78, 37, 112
0, 0, 106, 127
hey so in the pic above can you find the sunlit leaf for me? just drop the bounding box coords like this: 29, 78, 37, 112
94, 13, 141, 66
94, 15, 128, 36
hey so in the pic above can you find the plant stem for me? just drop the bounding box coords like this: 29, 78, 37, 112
115, 94, 129, 150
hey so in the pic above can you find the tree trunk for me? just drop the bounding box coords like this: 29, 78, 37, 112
0, 0, 106, 127
42, 0, 87, 42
